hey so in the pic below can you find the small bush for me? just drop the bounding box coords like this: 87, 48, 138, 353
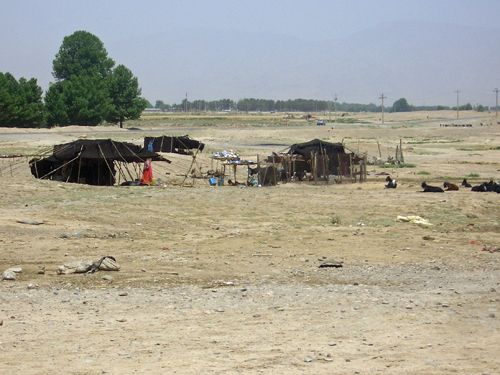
417, 171, 430, 175
466, 172, 480, 178
380, 163, 416, 169
330, 215, 341, 225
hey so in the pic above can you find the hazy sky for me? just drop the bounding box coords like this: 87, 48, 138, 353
1, 0, 499, 105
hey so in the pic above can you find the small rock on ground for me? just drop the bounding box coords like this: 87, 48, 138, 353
2, 270, 17, 281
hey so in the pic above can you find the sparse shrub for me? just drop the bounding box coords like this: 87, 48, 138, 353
380, 163, 416, 169
417, 171, 430, 175
330, 215, 341, 225
466, 172, 480, 178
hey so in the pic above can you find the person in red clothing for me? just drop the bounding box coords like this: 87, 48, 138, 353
140, 158, 153, 185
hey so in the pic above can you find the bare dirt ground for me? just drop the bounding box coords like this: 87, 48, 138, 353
0, 111, 499, 374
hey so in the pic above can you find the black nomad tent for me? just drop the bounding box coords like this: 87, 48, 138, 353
281, 139, 366, 181
30, 139, 169, 186
144, 135, 205, 155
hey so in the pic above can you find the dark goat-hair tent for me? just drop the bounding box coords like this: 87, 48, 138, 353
30, 139, 169, 186
144, 135, 205, 154
288, 139, 346, 158
282, 139, 365, 181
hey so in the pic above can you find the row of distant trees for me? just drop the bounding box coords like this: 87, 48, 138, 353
0, 31, 148, 128
154, 97, 486, 113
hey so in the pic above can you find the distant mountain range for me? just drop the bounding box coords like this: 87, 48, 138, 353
106, 21, 499, 106
3, 21, 497, 107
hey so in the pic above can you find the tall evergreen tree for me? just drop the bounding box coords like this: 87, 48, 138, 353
0, 72, 46, 127
46, 74, 113, 126
46, 31, 115, 126
52, 31, 114, 80
106, 65, 148, 128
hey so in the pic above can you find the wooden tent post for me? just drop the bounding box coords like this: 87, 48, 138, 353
257, 154, 261, 186
337, 154, 342, 183
77, 156, 82, 183
311, 151, 317, 184
38, 153, 82, 180
181, 145, 201, 186
349, 154, 353, 181
363, 154, 368, 182
400, 138, 404, 163
377, 140, 382, 158
98, 144, 116, 185
272, 155, 277, 185
323, 149, 329, 183
111, 141, 136, 181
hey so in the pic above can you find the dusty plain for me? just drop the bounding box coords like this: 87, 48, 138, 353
0, 110, 499, 374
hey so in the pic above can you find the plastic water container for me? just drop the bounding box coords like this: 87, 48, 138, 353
209, 177, 217, 186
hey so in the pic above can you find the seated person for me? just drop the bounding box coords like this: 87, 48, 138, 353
385, 175, 397, 188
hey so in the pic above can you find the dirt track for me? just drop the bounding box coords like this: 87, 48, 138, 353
0, 112, 499, 374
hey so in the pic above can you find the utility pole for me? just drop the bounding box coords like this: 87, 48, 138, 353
185, 92, 188, 113
494, 88, 499, 119
455, 90, 460, 119
379, 93, 386, 124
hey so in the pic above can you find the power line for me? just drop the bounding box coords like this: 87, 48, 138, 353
379, 93, 387, 124
494, 88, 499, 119
454, 90, 460, 119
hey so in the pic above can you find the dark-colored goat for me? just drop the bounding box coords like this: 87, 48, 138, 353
443, 181, 459, 191
461, 179, 472, 188
421, 182, 444, 193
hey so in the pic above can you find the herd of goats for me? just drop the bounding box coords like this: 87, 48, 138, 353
385, 176, 500, 193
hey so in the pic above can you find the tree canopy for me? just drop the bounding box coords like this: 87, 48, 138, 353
106, 65, 148, 128
0, 72, 46, 127
52, 31, 114, 81
46, 73, 113, 126
392, 98, 411, 112
46, 31, 147, 127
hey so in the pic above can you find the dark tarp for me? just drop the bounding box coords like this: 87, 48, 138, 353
144, 135, 205, 154
288, 139, 345, 158
30, 139, 169, 186
53, 139, 168, 163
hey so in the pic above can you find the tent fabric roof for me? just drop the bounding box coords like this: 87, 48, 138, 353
144, 135, 205, 154
288, 139, 346, 157
52, 139, 169, 163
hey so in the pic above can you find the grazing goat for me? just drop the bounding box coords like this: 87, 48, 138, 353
421, 182, 444, 193
443, 181, 459, 191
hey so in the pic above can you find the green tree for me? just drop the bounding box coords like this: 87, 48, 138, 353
0, 73, 17, 125
106, 65, 148, 128
0, 72, 46, 127
476, 104, 486, 112
392, 98, 411, 112
52, 31, 114, 80
16, 77, 46, 127
47, 31, 116, 126
46, 73, 112, 126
